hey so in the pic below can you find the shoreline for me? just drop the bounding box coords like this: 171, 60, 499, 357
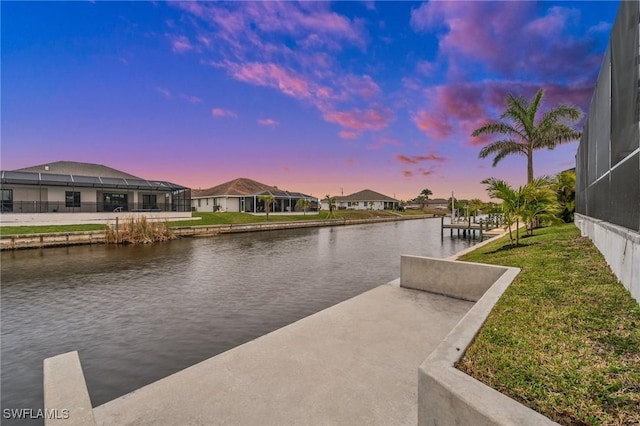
0, 214, 437, 251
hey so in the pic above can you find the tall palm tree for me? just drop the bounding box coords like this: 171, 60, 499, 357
420, 188, 433, 199
259, 193, 275, 221
473, 89, 582, 183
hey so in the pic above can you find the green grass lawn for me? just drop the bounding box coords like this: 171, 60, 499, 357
168, 210, 422, 227
0, 224, 107, 236
457, 224, 640, 425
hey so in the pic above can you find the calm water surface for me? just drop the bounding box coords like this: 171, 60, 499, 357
1, 219, 474, 423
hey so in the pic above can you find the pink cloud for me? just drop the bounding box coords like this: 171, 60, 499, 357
339, 74, 381, 100
367, 136, 403, 151
172, 1, 366, 51
413, 110, 454, 140
323, 105, 393, 131
413, 80, 590, 145
339, 130, 359, 140
403, 170, 414, 178
395, 153, 446, 165
525, 7, 577, 37
416, 60, 437, 76
258, 118, 279, 127
411, 1, 602, 81
227, 62, 324, 102
346, 158, 356, 165
167, 34, 194, 53
180, 94, 203, 104
156, 87, 172, 99
211, 108, 237, 118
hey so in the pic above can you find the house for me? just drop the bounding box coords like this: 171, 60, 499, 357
0, 161, 191, 214
191, 178, 318, 213
322, 189, 399, 211
406, 198, 449, 210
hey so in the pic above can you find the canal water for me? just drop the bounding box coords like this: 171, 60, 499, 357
1, 219, 474, 423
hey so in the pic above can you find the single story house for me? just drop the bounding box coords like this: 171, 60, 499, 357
322, 189, 399, 211
0, 161, 191, 213
192, 178, 318, 213
406, 198, 449, 210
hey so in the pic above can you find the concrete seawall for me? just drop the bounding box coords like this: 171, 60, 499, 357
0, 215, 435, 250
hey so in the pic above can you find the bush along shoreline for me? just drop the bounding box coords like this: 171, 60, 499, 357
105, 216, 176, 245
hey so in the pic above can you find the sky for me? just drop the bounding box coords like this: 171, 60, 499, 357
1, 1, 620, 201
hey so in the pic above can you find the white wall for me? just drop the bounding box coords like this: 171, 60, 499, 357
575, 214, 640, 304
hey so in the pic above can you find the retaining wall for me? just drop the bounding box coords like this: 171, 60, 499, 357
575, 213, 640, 304
399, 256, 556, 425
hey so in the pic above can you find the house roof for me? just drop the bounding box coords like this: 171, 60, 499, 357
14, 161, 142, 179
3, 161, 188, 191
192, 178, 276, 198
427, 198, 449, 204
193, 177, 315, 199
334, 189, 398, 202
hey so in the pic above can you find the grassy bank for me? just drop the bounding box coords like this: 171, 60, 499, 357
0, 210, 430, 236
168, 210, 426, 227
0, 224, 106, 236
457, 224, 640, 425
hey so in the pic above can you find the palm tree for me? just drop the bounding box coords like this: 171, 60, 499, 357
325, 195, 336, 219
473, 89, 582, 183
554, 170, 576, 223
420, 188, 432, 199
520, 176, 561, 235
482, 178, 525, 246
295, 198, 311, 215
259, 193, 275, 221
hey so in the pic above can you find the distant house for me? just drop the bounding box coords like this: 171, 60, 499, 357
406, 198, 449, 210
322, 189, 399, 211
0, 161, 191, 213
191, 178, 318, 213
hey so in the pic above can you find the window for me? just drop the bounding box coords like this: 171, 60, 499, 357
103, 193, 128, 212
65, 191, 81, 208
142, 194, 157, 210
198, 199, 202, 207
1, 189, 13, 212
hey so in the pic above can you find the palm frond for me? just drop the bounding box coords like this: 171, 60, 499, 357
478, 139, 526, 164
471, 121, 523, 139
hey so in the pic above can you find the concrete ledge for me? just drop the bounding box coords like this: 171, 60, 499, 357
413, 264, 556, 425
43, 351, 96, 426
400, 255, 509, 302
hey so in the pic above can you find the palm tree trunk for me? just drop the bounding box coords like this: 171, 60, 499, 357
516, 218, 520, 246
527, 152, 534, 184
508, 220, 514, 246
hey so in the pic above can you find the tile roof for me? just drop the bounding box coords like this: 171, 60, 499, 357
334, 189, 398, 202
192, 178, 277, 197
193, 177, 315, 199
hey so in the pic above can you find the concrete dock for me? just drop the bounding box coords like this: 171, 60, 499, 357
91, 281, 473, 425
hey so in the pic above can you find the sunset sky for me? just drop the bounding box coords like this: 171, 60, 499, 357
1, 1, 619, 201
